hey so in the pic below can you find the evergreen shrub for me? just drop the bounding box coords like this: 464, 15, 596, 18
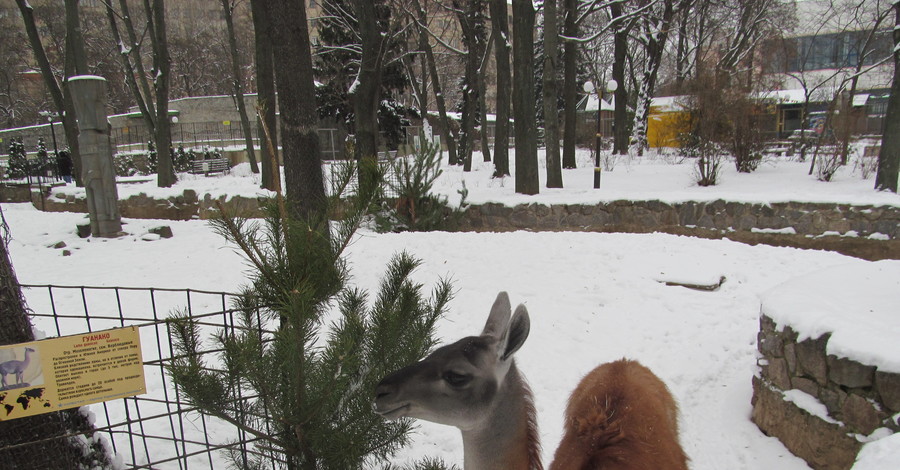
168, 162, 454, 468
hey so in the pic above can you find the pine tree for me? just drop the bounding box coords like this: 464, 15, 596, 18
168, 162, 453, 468
35, 137, 50, 177
6, 138, 28, 180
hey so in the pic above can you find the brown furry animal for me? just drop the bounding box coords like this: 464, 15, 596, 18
549, 359, 689, 470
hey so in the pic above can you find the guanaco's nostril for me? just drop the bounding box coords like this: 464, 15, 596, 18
375, 384, 392, 400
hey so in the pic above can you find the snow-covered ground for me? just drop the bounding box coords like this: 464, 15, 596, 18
3, 149, 899, 469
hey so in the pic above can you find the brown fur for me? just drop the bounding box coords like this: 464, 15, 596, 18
511, 368, 544, 470
549, 359, 689, 470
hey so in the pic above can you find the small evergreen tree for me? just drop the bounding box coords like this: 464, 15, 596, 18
35, 137, 51, 177
6, 138, 28, 180
376, 137, 466, 233
168, 161, 453, 468
147, 140, 158, 174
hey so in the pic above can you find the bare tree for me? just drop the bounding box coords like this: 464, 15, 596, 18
408, 0, 461, 166
490, 0, 512, 177
250, 0, 279, 191
267, 0, 327, 221
561, 0, 579, 168
221, 0, 259, 174
147, 0, 176, 187
876, 3, 900, 192
629, 0, 685, 155
452, 0, 489, 172
542, 0, 563, 187
512, 0, 539, 194
15, 0, 84, 186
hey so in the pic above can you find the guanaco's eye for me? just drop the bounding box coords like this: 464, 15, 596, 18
442, 371, 471, 387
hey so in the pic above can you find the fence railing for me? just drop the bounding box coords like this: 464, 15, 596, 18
14, 284, 282, 470
0, 122, 347, 161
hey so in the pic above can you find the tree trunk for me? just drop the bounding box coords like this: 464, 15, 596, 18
414, 0, 459, 166
875, 4, 900, 193
352, 0, 386, 197
16, 0, 84, 187
104, 2, 156, 137
117, 0, 158, 131
611, 2, 629, 156
490, 0, 511, 177
0, 213, 112, 469
222, 0, 259, 174
630, 0, 678, 156
267, 0, 327, 221
454, 0, 486, 172
512, 0, 538, 195
561, 0, 578, 169
148, 0, 175, 187
478, 37, 492, 163
542, 0, 562, 188
251, 0, 279, 191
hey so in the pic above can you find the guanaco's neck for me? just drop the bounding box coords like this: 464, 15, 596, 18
461, 363, 543, 470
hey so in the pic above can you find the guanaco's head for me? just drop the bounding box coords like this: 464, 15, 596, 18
373, 292, 530, 431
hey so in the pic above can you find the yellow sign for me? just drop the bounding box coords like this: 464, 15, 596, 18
223, 120, 231, 126
0, 326, 146, 421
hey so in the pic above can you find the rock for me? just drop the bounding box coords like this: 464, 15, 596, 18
841, 394, 882, 435
827, 356, 875, 389
148, 225, 174, 239
875, 371, 900, 413
76, 223, 91, 238
50, 241, 67, 249
751, 376, 861, 470
62, 250, 72, 257
796, 334, 830, 386
762, 357, 792, 391
784, 342, 798, 374
820, 387, 846, 417
791, 376, 820, 397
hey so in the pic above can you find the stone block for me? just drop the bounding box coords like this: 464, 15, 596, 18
792, 377, 821, 397
841, 394, 882, 435
76, 223, 91, 238
784, 342, 798, 374
875, 371, 900, 413
760, 314, 777, 332
827, 356, 875, 389
796, 334, 830, 386
820, 387, 846, 417
765, 357, 792, 390
149, 226, 174, 239
758, 330, 784, 358
751, 376, 861, 470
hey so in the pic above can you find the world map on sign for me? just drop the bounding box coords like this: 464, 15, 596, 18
0, 387, 52, 417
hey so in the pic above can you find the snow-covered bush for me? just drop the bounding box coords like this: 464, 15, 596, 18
5, 137, 28, 180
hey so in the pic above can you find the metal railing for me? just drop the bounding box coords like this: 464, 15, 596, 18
15, 284, 282, 469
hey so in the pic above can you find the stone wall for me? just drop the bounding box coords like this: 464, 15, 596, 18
35, 188, 267, 220
458, 200, 900, 239
752, 314, 900, 470
15, 189, 900, 244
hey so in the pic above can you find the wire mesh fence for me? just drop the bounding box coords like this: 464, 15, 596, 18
11, 284, 283, 470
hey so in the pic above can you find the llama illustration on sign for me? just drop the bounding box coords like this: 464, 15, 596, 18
0, 347, 43, 390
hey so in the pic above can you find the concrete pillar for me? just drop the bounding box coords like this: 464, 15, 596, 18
67, 76, 122, 237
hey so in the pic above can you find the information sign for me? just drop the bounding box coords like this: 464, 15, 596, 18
0, 326, 146, 421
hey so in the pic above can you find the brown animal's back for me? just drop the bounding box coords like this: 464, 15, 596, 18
549, 359, 689, 470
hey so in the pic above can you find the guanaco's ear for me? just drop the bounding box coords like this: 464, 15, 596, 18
499, 304, 530, 361
482, 292, 512, 339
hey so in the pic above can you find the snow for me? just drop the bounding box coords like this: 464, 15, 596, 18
761, 260, 900, 373
853, 432, 900, 470
3, 147, 899, 469
67, 75, 107, 82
